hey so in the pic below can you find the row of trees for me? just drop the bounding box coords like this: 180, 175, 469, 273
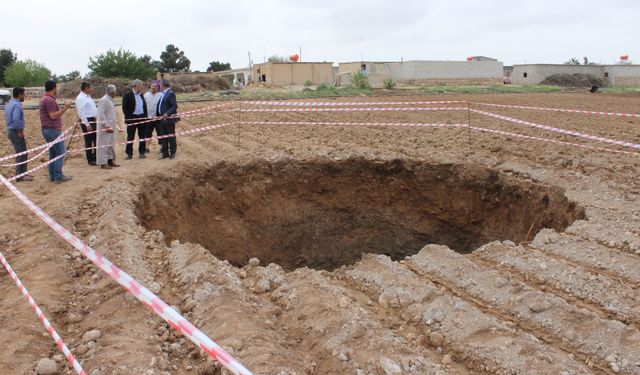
0, 46, 232, 87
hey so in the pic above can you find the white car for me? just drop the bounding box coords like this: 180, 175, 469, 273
0, 89, 11, 105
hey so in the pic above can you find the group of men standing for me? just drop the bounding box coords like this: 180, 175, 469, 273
77, 79, 179, 170
3, 78, 179, 183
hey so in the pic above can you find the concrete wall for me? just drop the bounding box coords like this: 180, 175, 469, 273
338, 60, 504, 87
512, 64, 640, 87
252, 63, 334, 86
604, 65, 640, 87
511, 65, 603, 85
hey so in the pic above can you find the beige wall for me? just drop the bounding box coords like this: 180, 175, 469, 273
338, 61, 504, 87
253, 63, 333, 86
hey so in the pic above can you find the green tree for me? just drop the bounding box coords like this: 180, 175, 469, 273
88, 48, 157, 79
53, 70, 82, 83
0, 48, 17, 85
564, 57, 581, 65
158, 44, 191, 73
4, 59, 51, 87
267, 55, 288, 63
206, 61, 231, 72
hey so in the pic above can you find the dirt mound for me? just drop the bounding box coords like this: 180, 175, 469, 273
541, 73, 604, 88
170, 75, 231, 93
58, 75, 231, 98
58, 77, 130, 99
136, 158, 584, 271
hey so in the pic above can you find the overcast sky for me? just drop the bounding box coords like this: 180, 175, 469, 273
4, 0, 639, 74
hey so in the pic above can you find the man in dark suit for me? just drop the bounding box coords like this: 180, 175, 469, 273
122, 79, 148, 159
157, 79, 179, 159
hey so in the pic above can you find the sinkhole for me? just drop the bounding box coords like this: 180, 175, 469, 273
136, 158, 584, 271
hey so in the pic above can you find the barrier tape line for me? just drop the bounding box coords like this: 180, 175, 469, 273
472, 102, 640, 118
241, 120, 468, 129
9, 110, 639, 183
240, 121, 639, 157
471, 109, 640, 150
0, 251, 87, 375
8, 122, 234, 182
468, 125, 640, 157
0, 103, 233, 164
0, 174, 253, 375
0, 139, 60, 168
233, 107, 467, 113
242, 100, 466, 107
0, 127, 75, 164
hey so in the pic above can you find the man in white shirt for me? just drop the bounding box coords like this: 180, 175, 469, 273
75, 82, 98, 166
143, 81, 163, 152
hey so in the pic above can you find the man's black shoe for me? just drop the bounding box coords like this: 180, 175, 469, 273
125, 155, 133, 160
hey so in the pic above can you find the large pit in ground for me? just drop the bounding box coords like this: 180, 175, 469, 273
136, 158, 584, 271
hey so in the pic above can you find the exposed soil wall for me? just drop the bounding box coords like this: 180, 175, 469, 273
137, 158, 584, 271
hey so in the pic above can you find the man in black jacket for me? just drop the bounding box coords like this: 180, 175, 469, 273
122, 79, 148, 159
157, 79, 179, 159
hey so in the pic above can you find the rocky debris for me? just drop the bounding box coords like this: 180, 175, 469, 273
35, 358, 58, 375
429, 332, 444, 346
441, 354, 452, 365
379, 357, 402, 374
378, 288, 416, 309
528, 299, 553, 313
248, 258, 261, 267
254, 279, 271, 294
182, 298, 197, 313
169, 343, 182, 356
82, 329, 102, 343
148, 282, 162, 294
494, 276, 509, 288
67, 313, 83, 323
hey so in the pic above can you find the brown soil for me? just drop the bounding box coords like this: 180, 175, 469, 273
138, 158, 583, 271
0, 92, 639, 375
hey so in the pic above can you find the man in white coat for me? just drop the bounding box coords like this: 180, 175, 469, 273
96, 85, 121, 169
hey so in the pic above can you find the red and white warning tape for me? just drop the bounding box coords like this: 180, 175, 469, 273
0, 140, 56, 168
235, 107, 467, 113
243, 100, 466, 107
469, 125, 640, 157
0, 127, 75, 163
0, 174, 253, 375
1, 103, 232, 167
241, 120, 467, 130
241, 120, 639, 157
472, 109, 640, 150
8, 122, 234, 182
0, 251, 86, 375
472, 102, 640, 118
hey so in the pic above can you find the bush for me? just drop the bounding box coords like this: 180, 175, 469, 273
383, 79, 396, 89
207, 61, 231, 72
304, 80, 313, 87
267, 55, 288, 63
88, 48, 157, 80
4, 59, 51, 87
351, 71, 371, 89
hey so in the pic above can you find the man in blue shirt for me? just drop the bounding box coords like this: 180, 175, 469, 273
4, 87, 34, 182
